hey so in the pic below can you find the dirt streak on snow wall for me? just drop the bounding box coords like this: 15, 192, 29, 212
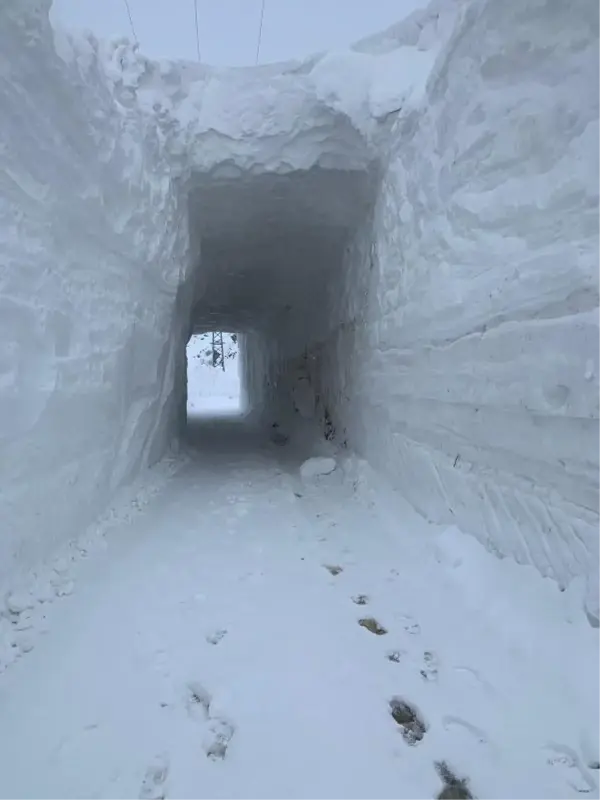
317, 0, 600, 620
0, 0, 194, 584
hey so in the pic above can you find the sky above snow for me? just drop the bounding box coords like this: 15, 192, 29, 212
50, 0, 427, 66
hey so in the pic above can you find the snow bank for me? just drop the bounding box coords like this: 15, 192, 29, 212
317, 0, 599, 620
0, 0, 194, 586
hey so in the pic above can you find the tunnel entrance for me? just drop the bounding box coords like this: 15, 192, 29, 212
187, 167, 377, 348
186, 332, 242, 418
184, 166, 378, 445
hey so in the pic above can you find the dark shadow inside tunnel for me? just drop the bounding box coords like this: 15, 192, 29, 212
184, 409, 334, 473
187, 167, 377, 342
181, 165, 377, 457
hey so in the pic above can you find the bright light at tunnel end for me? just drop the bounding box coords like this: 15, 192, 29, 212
186, 332, 243, 418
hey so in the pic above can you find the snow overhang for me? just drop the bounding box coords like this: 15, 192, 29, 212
188, 165, 377, 347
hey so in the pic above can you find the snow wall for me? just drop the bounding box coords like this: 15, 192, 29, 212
0, 0, 195, 583
316, 0, 600, 622
1, 0, 598, 620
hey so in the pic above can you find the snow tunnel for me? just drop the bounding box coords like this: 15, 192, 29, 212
186, 164, 377, 431
1, 0, 598, 626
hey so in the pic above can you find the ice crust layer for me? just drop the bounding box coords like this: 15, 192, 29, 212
0, 0, 598, 619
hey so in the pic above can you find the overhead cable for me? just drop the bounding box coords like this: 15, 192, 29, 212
255, 0, 266, 64
194, 0, 201, 60
122, 0, 138, 44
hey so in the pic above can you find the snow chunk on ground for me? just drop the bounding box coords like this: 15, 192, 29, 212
300, 456, 337, 479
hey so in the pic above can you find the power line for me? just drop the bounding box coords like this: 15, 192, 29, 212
122, 0, 138, 44
255, 0, 266, 64
193, 0, 201, 60
212, 331, 225, 371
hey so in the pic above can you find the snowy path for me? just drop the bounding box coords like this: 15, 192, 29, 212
0, 419, 597, 799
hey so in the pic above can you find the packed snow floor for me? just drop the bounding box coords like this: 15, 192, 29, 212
0, 417, 597, 800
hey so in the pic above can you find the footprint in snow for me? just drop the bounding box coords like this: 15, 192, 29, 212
543, 742, 597, 795
420, 650, 439, 682
205, 629, 227, 645
434, 761, 474, 799
358, 617, 388, 636
203, 717, 236, 761
386, 649, 406, 663
397, 615, 421, 635
187, 681, 211, 718
442, 715, 488, 745
139, 754, 169, 800
186, 681, 237, 761
351, 594, 369, 605
389, 697, 427, 745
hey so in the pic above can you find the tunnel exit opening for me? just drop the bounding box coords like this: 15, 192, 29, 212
186, 331, 242, 418
182, 164, 378, 454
